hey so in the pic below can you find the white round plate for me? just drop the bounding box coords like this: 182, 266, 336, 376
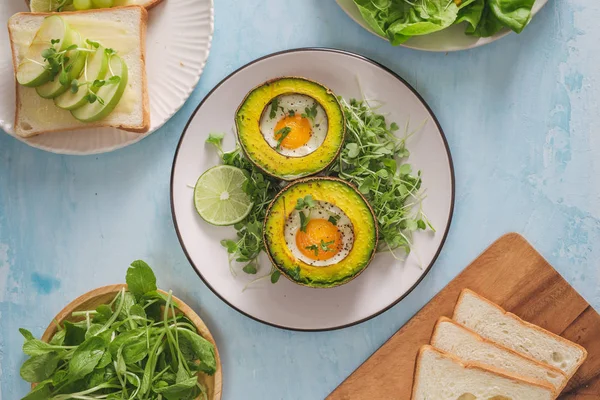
171, 49, 455, 331
0, 0, 213, 155
336, 0, 548, 52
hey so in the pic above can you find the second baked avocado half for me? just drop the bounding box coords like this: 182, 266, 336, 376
235, 77, 345, 180
264, 177, 378, 288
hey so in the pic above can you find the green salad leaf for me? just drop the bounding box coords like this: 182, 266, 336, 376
489, 0, 535, 33
18, 261, 215, 400
126, 259, 157, 299
353, 0, 536, 43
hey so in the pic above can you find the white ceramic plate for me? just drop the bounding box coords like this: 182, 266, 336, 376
336, 0, 548, 52
0, 0, 213, 155
171, 49, 455, 331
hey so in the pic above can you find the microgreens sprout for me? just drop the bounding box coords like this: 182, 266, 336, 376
327, 97, 433, 258
206, 133, 282, 284
70, 47, 120, 105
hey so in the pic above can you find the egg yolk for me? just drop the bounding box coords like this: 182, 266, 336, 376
274, 115, 312, 149
296, 218, 342, 261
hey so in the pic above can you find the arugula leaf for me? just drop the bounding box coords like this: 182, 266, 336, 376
177, 329, 217, 375
68, 336, 106, 380
153, 376, 198, 399
21, 380, 52, 400
64, 321, 86, 346
20, 352, 61, 383
126, 260, 157, 299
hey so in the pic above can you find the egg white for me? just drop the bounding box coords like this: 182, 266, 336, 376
259, 94, 328, 157
284, 201, 354, 267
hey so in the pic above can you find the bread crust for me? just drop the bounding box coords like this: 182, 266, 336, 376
453, 289, 588, 378
410, 345, 556, 400
9, 5, 150, 137
431, 316, 568, 395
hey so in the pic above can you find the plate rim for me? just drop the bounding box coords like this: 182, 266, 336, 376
170, 47, 456, 332
335, 0, 548, 52
0, 0, 215, 155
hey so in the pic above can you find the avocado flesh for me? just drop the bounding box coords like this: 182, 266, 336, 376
264, 178, 378, 288
236, 77, 345, 180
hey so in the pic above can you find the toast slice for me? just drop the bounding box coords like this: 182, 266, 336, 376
411, 345, 555, 400
8, 6, 150, 137
453, 289, 588, 377
431, 317, 568, 393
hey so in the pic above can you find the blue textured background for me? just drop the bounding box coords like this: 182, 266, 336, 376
1, 0, 598, 399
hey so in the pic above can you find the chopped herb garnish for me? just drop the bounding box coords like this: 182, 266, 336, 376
288, 109, 295, 117
305, 244, 319, 257
269, 97, 280, 119
320, 239, 335, 252
305, 240, 335, 257
275, 127, 291, 150
328, 215, 341, 225
299, 211, 309, 232
301, 103, 318, 121
295, 195, 316, 210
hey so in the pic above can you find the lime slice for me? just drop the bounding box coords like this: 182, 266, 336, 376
194, 166, 253, 226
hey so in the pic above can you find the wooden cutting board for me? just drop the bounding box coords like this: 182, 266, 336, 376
328, 233, 600, 399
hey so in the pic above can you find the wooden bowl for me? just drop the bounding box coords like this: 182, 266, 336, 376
39, 284, 222, 400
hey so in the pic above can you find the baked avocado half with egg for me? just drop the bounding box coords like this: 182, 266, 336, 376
236, 77, 345, 180
264, 177, 378, 288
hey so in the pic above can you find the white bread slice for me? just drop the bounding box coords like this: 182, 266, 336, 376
27, 0, 165, 11
431, 317, 568, 393
411, 345, 555, 400
8, 6, 150, 137
453, 289, 588, 378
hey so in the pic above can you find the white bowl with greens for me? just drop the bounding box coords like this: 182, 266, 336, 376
337, 0, 548, 52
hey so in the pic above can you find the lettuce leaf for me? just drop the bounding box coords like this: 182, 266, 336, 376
352, 0, 536, 43
456, 0, 485, 33
489, 0, 535, 33
354, 0, 460, 45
